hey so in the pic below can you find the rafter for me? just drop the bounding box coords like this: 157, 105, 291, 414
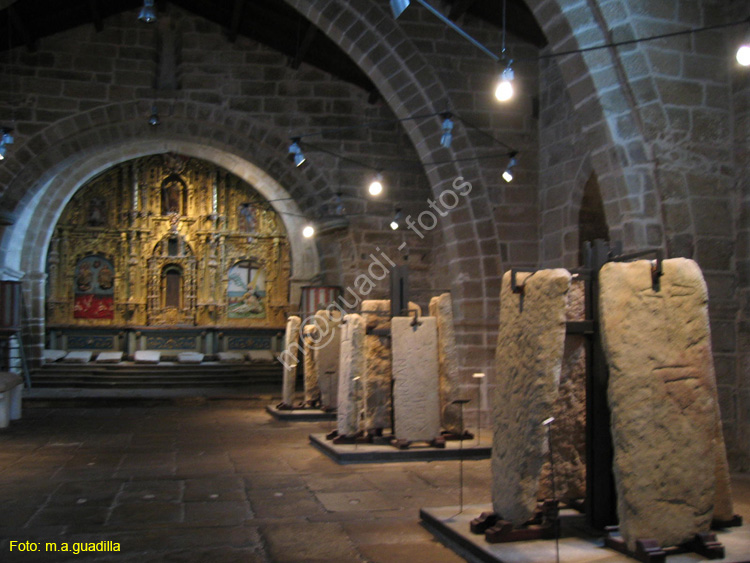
228, 0, 246, 43
290, 23, 318, 70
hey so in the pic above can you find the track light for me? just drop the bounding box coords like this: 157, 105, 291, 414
390, 208, 402, 230
288, 139, 305, 167
302, 224, 315, 238
495, 65, 514, 102
148, 105, 160, 126
0, 128, 14, 161
390, 0, 410, 18
738, 34, 750, 66
503, 152, 518, 182
369, 172, 384, 196
138, 0, 157, 23
440, 112, 453, 148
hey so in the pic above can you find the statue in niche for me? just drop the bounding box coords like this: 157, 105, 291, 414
161, 175, 185, 215
238, 203, 257, 233
87, 197, 107, 227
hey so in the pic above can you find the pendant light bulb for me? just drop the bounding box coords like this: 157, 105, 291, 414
494, 66, 514, 102
369, 172, 384, 196
302, 224, 315, 238
737, 44, 750, 66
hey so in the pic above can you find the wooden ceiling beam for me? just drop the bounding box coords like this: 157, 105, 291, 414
228, 0, 246, 43
290, 23, 318, 70
87, 0, 103, 32
448, 0, 477, 21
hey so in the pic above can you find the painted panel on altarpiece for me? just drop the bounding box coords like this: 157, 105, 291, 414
74, 255, 115, 319
227, 261, 266, 319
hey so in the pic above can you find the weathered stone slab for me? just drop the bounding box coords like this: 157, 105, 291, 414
134, 350, 160, 364
492, 269, 571, 525
392, 316, 440, 442
539, 278, 587, 502
314, 310, 343, 410
362, 300, 420, 431
217, 351, 245, 363
247, 350, 275, 363
599, 258, 721, 550
429, 293, 461, 435
43, 349, 66, 363
177, 352, 203, 364
302, 324, 320, 405
62, 351, 93, 363
281, 316, 301, 406
96, 351, 123, 364
337, 314, 365, 437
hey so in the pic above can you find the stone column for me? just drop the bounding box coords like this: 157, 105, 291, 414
491, 269, 571, 525
280, 315, 301, 407
599, 258, 732, 551
392, 316, 440, 442
313, 309, 342, 410
337, 314, 365, 437
429, 293, 462, 435
302, 323, 320, 406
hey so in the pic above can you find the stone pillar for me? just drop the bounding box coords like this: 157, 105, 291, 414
429, 293, 462, 435
313, 309, 342, 410
491, 269, 571, 525
392, 316, 441, 442
22, 271, 47, 369
302, 323, 320, 406
280, 316, 301, 407
337, 313, 365, 437
599, 258, 732, 551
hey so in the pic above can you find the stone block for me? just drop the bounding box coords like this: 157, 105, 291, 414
177, 352, 204, 364
391, 317, 440, 442
337, 314, 365, 437
134, 350, 160, 364
303, 324, 320, 405
492, 269, 571, 525
96, 351, 123, 364
217, 351, 245, 364
599, 258, 732, 550
247, 350, 275, 363
43, 349, 66, 363
62, 351, 93, 363
429, 293, 462, 434
314, 310, 343, 410
281, 316, 301, 406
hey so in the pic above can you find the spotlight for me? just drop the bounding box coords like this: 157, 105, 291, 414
148, 105, 160, 126
302, 224, 315, 238
390, 0, 410, 18
138, 0, 157, 23
0, 145, 6, 160
503, 152, 517, 183
0, 128, 14, 161
738, 42, 750, 66
369, 172, 384, 196
440, 112, 453, 148
390, 208, 402, 230
288, 139, 306, 167
494, 64, 514, 102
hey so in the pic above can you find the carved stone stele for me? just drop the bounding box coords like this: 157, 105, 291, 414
600, 258, 731, 550
429, 293, 462, 435
314, 309, 342, 410
281, 316, 301, 406
491, 269, 571, 525
302, 324, 320, 405
337, 314, 365, 436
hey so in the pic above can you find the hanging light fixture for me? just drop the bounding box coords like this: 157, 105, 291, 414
390, 208, 402, 230
494, 64, 515, 102
288, 139, 306, 167
502, 152, 518, 182
138, 0, 157, 23
440, 112, 454, 148
737, 32, 750, 66
302, 224, 315, 238
368, 172, 384, 196
0, 128, 14, 161
148, 105, 160, 126
390, 0, 411, 18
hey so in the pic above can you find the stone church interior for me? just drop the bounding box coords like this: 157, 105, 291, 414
0, 0, 749, 561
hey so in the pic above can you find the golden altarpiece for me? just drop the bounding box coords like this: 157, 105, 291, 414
45, 153, 290, 356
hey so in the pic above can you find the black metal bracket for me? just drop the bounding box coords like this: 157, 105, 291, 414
610, 248, 664, 291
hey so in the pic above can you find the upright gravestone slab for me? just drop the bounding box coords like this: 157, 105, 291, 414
281, 316, 301, 406
337, 314, 365, 437
539, 278, 587, 502
392, 316, 441, 442
302, 324, 320, 406
429, 293, 462, 435
361, 300, 420, 432
600, 258, 728, 550
492, 269, 571, 525
314, 310, 342, 410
